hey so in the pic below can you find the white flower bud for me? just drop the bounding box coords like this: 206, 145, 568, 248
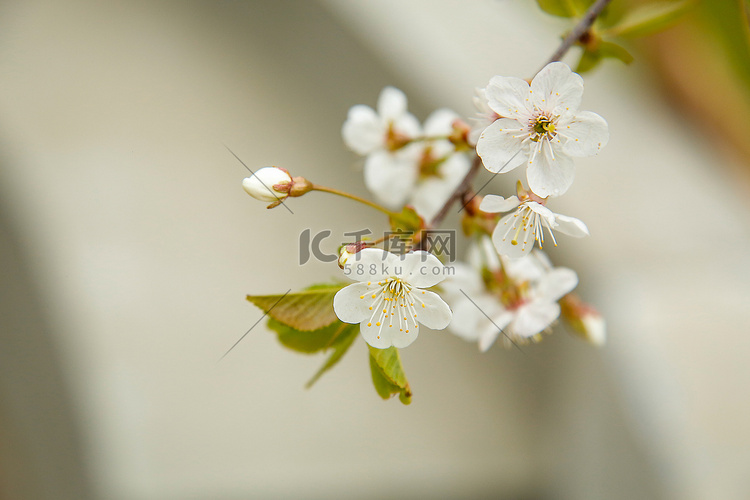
242, 167, 292, 203
581, 313, 606, 347
338, 241, 369, 269
559, 293, 606, 347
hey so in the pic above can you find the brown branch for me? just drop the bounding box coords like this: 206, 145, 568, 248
543, 0, 614, 69
428, 154, 482, 228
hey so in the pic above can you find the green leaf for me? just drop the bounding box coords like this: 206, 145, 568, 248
606, 0, 694, 38
267, 317, 346, 353
268, 318, 360, 387
247, 283, 346, 331
599, 41, 634, 64
536, 0, 592, 18
368, 346, 412, 404
306, 323, 359, 387
575, 48, 603, 73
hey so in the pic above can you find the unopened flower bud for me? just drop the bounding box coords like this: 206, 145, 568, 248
581, 312, 606, 346
338, 241, 370, 269
560, 293, 606, 346
449, 118, 472, 151
242, 167, 292, 204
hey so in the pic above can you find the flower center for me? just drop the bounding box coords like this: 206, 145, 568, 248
418, 147, 445, 179
530, 115, 556, 142
385, 123, 411, 151
383, 277, 411, 298
483, 269, 530, 311
364, 277, 422, 339
500, 281, 530, 310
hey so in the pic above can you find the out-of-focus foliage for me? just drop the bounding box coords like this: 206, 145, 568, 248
604, 0, 695, 38
536, 0, 593, 18
535, 0, 696, 73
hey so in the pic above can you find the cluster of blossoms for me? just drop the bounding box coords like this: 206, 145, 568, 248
243, 62, 607, 356
342, 86, 472, 221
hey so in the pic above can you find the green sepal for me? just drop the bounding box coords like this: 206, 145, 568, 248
246, 283, 346, 331
368, 346, 412, 404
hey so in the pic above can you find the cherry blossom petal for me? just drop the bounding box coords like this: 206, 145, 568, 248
530, 62, 584, 115
342, 105, 383, 155
476, 119, 527, 174
344, 248, 399, 282
450, 298, 487, 341
410, 153, 469, 221
390, 326, 420, 349
377, 86, 408, 121
415, 290, 452, 329
363, 149, 418, 209
536, 267, 578, 302
492, 211, 536, 259
423, 108, 458, 136
399, 251, 446, 288
468, 235, 501, 271
502, 252, 547, 283
511, 300, 560, 338
526, 145, 575, 198
526, 201, 556, 225
559, 110, 609, 157
393, 112, 421, 139
333, 282, 379, 323
479, 195, 520, 214
485, 75, 531, 120
478, 309, 514, 352
554, 215, 589, 237
360, 321, 396, 349
440, 262, 485, 300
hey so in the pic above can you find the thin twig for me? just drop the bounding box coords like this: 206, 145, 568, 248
543, 0, 614, 69
428, 155, 482, 227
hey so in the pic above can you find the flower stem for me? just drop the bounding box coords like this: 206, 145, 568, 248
542, 0, 614, 70
402, 135, 450, 146
311, 184, 396, 216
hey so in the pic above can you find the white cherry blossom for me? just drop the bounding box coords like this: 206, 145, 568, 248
409, 108, 470, 220
334, 248, 452, 349
342, 86, 420, 155
476, 62, 609, 197
443, 241, 577, 350
343, 89, 470, 216
480, 192, 588, 259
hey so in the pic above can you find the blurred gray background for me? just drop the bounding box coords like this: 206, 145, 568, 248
0, 1, 748, 499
